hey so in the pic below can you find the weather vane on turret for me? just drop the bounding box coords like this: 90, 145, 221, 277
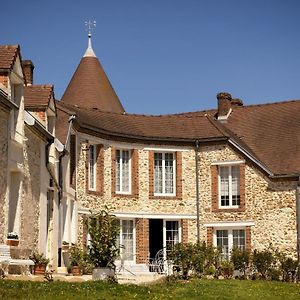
85, 20, 96, 37
83, 20, 97, 57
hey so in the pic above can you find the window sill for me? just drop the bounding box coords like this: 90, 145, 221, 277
150, 194, 182, 200
86, 190, 103, 196
212, 207, 245, 213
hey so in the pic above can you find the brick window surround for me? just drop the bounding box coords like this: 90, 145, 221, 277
149, 151, 182, 200
181, 219, 189, 244
85, 144, 104, 195
207, 226, 251, 252
211, 163, 245, 212
111, 147, 139, 198
135, 218, 149, 264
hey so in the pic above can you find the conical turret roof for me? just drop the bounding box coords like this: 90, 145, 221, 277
61, 36, 125, 113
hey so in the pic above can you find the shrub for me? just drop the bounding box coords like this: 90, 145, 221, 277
70, 244, 84, 267
278, 254, 298, 282
86, 208, 120, 269
29, 252, 50, 266
192, 242, 210, 275
220, 260, 234, 279
231, 247, 250, 277
252, 249, 274, 279
169, 243, 194, 279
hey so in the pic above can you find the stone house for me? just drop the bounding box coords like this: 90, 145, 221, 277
55, 36, 300, 271
1, 38, 300, 274
0, 45, 62, 269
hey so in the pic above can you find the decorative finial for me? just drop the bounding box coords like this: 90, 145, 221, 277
83, 20, 97, 57
85, 20, 96, 37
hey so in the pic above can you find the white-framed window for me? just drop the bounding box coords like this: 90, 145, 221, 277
88, 145, 97, 190
218, 165, 240, 208
163, 220, 181, 258
214, 228, 245, 259
154, 152, 176, 196
116, 149, 131, 194
119, 219, 135, 262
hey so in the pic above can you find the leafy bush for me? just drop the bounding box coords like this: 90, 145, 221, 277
231, 247, 250, 277
168, 243, 194, 279
278, 254, 298, 282
29, 251, 50, 266
70, 244, 84, 267
86, 208, 120, 268
252, 249, 275, 279
220, 260, 234, 279
168, 242, 221, 278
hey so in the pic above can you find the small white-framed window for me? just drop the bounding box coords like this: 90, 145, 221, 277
118, 219, 135, 262
88, 145, 97, 190
116, 149, 131, 194
218, 165, 240, 208
154, 152, 176, 196
214, 228, 245, 259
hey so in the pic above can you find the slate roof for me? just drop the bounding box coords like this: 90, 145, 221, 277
0, 45, 20, 70
24, 85, 54, 109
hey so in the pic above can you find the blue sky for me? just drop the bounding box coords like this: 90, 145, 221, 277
1, 0, 300, 114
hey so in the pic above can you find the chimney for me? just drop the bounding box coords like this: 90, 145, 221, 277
231, 98, 243, 107
22, 60, 34, 85
217, 92, 232, 120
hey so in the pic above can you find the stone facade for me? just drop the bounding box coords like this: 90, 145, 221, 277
73, 134, 298, 263
0, 108, 9, 243
21, 126, 42, 250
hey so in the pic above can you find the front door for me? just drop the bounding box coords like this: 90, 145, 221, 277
149, 219, 163, 259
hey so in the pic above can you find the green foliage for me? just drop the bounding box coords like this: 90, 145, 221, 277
220, 260, 234, 279
86, 208, 120, 268
7, 232, 18, 239
29, 251, 50, 266
231, 247, 250, 277
70, 244, 84, 267
278, 253, 298, 282
252, 248, 275, 279
168, 242, 221, 278
168, 243, 194, 278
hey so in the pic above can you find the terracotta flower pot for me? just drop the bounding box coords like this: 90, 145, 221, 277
34, 265, 46, 275
6, 239, 19, 247
72, 266, 82, 276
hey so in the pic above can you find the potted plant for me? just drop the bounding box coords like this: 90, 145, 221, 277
6, 232, 19, 246
29, 251, 50, 275
70, 244, 83, 276
86, 208, 120, 280
62, 241, 70, 251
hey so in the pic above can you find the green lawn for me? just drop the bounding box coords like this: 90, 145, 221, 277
0, 279, 299, 300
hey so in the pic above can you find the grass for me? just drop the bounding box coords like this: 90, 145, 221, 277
0, 278, 299, 300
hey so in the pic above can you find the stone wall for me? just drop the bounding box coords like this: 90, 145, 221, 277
0, 108, 9, 243
21, 126, 42, 250
198, 144, 297, 253
74, 135, 298, 256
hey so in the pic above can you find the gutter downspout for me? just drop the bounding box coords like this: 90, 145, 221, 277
195, 140, 200, 242
57, 114, 75, 266
46, 140, 60, 190
296, 177, 300, 280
